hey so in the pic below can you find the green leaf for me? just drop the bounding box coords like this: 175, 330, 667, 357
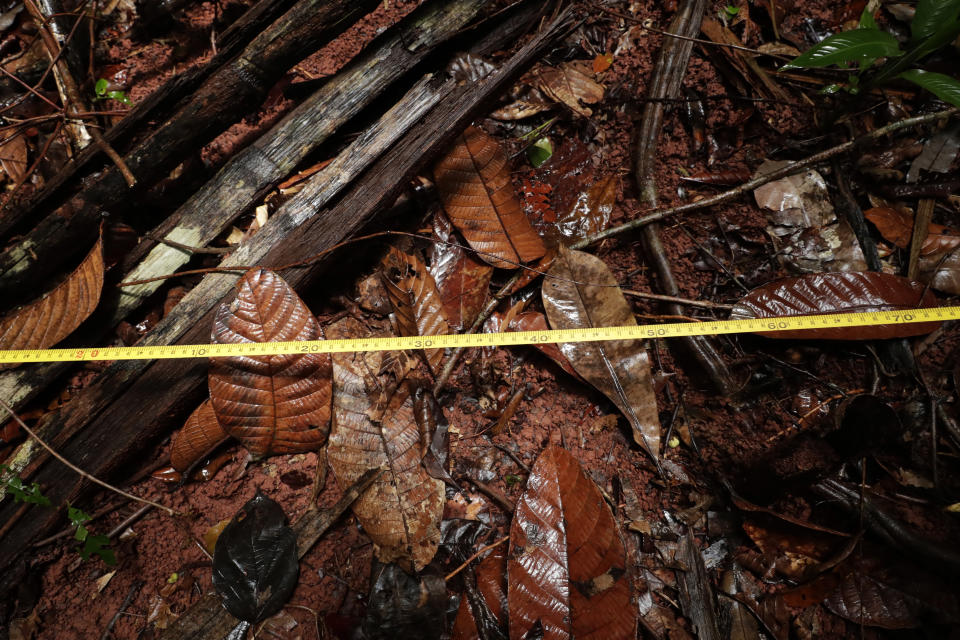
80, 534, 115, 565
859, 8, 878, 30
912, 0, 960, 43
1, 465, 51, 506
527, 136, 553, 168
900, 69, 960, 107
68, 505, 91, 527
783, 29, 902, 69
724, 5, 739, 16
106, 90, 131, 105
94, 78, 108, 97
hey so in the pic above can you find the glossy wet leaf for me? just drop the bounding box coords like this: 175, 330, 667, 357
527, 136, 553, 168
428, 213, 493, 332
910, 0, 960, 43
326, 318, 444, 571
413, 388, 456, 486
730, 272, 940, 339
212, 490, 298, 623
170, 400, 228, 472
825, 564, 920, 628
451, 552, 507, 640
783, 29, 901, 69
899, 69, 960, 108
505, 309, 581, 380
554, 174, 617, 243
360, 563, 449, 640
864, 206, 960, 254
382, 247, 451, 374
508, 446, 635, 640
0, 232, 103, 357
541, 248, 660, 464
209, 268, 332, 457
536, 60, 605, 117
433, 126, 546, 268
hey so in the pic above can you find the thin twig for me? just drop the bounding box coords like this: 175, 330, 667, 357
574, 108, 958, 247
621, 288, 732, 310
444, 535, 510, 582
0, 397, 176, 515
99, 580, 143, 640
145, 234, 232, 255
90, 128, 137, 187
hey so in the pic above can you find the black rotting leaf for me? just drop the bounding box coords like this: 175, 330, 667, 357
212, 490, 299, 624
359, 562, 449, 640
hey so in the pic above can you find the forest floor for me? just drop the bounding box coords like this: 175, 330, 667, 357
1, 0, 959, 639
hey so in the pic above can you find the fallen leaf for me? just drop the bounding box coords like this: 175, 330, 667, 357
753, 160, 866, 273
0, 232, 104, 357
592, 52, 613, 73
429, 212, 493, 331
825, 564, 920, 629
170, 400, 228, 472
864, 206, 960, 255
413, 388, 456, 486
94, 570, 116, 594
730, 271, 940, 339
536, 60, 605, 117
541, 248, 660, 464
7, 606, 40, 640
503, 309, 581, 380
0, 130, 28, 184
258, 609, 301, 640
209, 268, 332, 456
508, 446, 635, 640
147, 595, 177, 630
554, 174, 617, 243
326, 318, 444, 571
906, 123, 960, 183
381, 247, 451, 374
212, 490, 298, 624
203, 519, 231, 555
451, 552, 507, 640
433, 126, 546, 268
360, 563, 449, 640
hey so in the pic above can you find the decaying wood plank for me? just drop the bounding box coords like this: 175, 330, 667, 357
0, 4, 570, 581
0, 0, 296, 235
158, 467, 381, 640
0, 0, 384, 298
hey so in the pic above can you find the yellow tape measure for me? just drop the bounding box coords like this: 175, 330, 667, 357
0, 307, 956, 364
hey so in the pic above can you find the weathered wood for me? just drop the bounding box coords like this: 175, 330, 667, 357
0, 0, 298, 236
0, 2, 570, 587
0, 0, 383, 298
0, 0, 486, 482
158, 467, 381, 640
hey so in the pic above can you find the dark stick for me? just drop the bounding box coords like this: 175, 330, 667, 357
631, 0, 736, 397
99, 579, 144, 640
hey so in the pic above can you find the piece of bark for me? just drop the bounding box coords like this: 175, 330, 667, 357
0, 4, 571, 588
0, 0, 295, 233
0, 0, 384, 299
632, 0, 736, 396
158, 467, 381, 640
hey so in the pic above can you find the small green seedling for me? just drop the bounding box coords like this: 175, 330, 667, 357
1, 463, 51, 506
784, 0, 960, 106
94, 78, 131, 105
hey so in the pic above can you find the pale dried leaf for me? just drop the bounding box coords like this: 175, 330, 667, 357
536, 60, 605, 117
0, 131, 28, 184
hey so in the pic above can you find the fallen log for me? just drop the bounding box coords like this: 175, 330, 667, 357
0, 2, 571, 592
0, 0, 489, 466
0, 0, 297, 232
0, 0, 384, 298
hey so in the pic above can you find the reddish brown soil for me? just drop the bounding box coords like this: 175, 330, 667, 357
4, 0, 960, 638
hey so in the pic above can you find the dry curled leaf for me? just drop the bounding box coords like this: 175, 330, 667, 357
209, 268, 332, 457
541, 247, 660, 464
382, 247, 450, 374
508, 446, 635, 640
326, 317, 444, 571
433, 126, 546, 268
0, 232, 103, 358
429, 212, 493, 331
536, 60, 605, 117
0, 131, 28, 184
730, 272, 940, 340
170, 400, 228, 472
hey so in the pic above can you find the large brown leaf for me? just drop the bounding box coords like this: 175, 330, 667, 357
381, 247, 451, 375
729, 272, 940, 340
535, 60, 605, 117
326, 317, 444, 571
541, 247, 660, 464
170, 400, 228, 472
864, 206, 960, 256
433, 126, 546, 268
508, 446, 635, 640
0, 232, 103, 355
209, 268, 332, 456
428, 212, 493, 331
